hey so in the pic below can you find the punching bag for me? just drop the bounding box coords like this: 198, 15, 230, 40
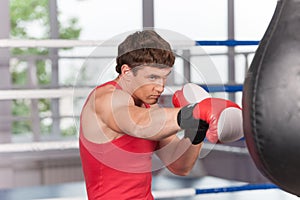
243, 0, 300, 196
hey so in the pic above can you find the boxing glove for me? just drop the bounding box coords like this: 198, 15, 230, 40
174, 83, 243, 143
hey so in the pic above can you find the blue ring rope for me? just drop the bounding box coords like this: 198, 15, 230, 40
193, 40, 257, 92
196, 40, 260, 46
200, 84, 243, 93
195, 183, 278, 194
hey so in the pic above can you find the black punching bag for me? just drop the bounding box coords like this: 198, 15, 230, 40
243, 0, 300, 196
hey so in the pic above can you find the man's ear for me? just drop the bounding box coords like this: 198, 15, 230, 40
120, 64, 132, 78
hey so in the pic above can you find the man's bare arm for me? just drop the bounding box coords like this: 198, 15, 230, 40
155, 135, 202, 176
95, 88, 181, 141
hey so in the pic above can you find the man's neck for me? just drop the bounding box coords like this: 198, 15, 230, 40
114, 76, 143, 107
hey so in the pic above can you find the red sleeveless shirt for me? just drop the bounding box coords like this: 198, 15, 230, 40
79, 81, 158, 200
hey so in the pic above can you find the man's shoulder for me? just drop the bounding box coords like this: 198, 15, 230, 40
94, 83, 116, 96
94, 84, 134, 112
94, 83, 127, 101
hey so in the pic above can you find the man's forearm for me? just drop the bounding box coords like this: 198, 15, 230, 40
158, 136, 202, 175
169, 138, 202, 174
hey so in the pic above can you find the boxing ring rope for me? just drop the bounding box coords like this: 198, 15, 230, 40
201, 84, 243, 93
153, 183, 278, 199
0, 140, 247, 157
8, 183, 280, 200
0, 88, 89, 100
0, 39, 259, 48
0, 85, 243, 100
196, 40, 259, 46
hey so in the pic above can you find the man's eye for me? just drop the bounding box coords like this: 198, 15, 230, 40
148, 75, 157, 80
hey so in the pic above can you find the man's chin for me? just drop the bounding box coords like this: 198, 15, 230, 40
145, 98, 158, 105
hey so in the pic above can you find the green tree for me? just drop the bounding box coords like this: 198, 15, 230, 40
10, 0, 81, 138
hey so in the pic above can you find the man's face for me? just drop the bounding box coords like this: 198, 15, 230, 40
129, 66, 172, 105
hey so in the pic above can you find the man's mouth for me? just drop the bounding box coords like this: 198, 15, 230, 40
149, 95, 160, 99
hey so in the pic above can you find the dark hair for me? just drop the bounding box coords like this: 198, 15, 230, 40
116, 30, 175, 74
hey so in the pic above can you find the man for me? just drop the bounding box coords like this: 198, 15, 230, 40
79, 30, 242, 199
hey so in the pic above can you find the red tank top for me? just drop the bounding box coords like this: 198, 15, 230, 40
79, 81, 158, 200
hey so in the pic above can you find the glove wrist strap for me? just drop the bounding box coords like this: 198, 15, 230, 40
177, 104, 209, 145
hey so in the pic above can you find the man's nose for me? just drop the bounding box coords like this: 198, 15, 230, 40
154, 83, 164, 93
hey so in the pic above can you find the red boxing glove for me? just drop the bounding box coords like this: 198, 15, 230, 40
173, 83, 243, 143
